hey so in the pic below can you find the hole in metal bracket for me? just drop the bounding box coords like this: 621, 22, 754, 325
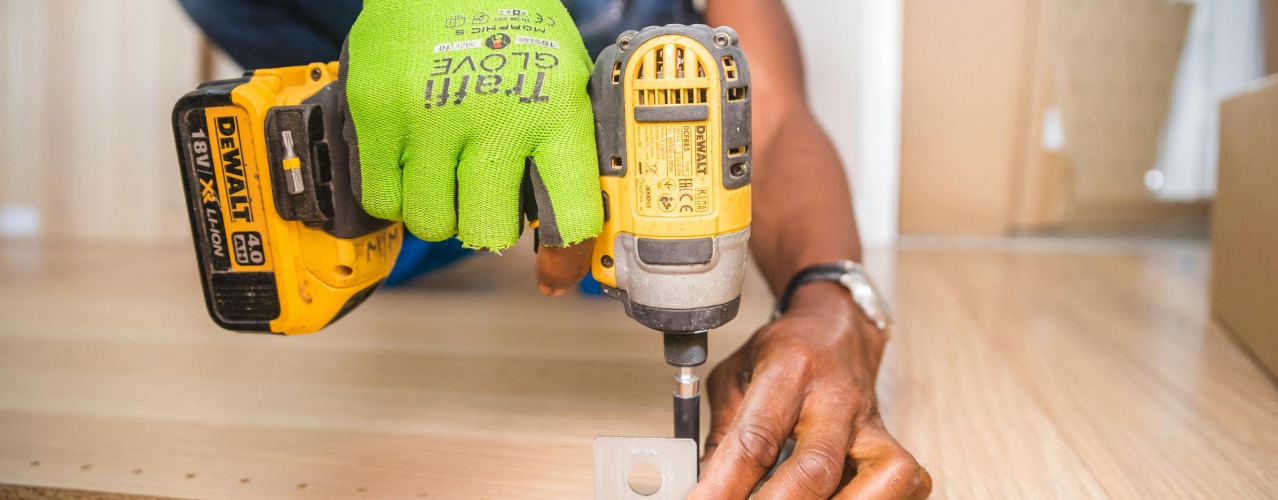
627, 462, 663, 496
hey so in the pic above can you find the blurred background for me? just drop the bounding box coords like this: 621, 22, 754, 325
900, 0, 1268, 235
2, 1, 1278, 498
0, 0, 1273, 244
0, 0, 901, 244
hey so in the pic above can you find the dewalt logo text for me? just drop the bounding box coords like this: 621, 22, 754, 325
215, 117, 254, 222
694, 125, 709, 176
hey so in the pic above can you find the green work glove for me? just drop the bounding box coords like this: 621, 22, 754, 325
342, 0, 602, 250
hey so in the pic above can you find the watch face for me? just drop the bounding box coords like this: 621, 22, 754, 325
841, 269, 893, 331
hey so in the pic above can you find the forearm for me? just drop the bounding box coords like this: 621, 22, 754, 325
750, 108, 863, 297
705, 0, 863, 298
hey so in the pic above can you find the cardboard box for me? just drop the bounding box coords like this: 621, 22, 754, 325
1212, 75, 1278, 377
899, 0, 1032, 235
900, 0, 1195, 235
1049, 0, 1192, 221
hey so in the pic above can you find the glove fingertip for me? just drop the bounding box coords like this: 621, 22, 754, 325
457, 236, 517, 253
362, 201, 401, 222
404, 216, 455, 243
527, 150, 603, 248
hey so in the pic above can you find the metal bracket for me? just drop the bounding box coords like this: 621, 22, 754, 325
594, 436, 697, 499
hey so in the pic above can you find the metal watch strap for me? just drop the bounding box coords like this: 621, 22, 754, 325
774, 260, 894, 334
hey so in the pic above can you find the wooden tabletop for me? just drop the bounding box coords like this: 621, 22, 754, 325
0, 237, 1275, 499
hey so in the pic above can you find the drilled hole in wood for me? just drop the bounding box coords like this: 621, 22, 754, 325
80, 464, 92, 471
186, 473, 197, 479
133, 469, 143, 475
357, 487, 367, 493
297, 483, 308, 489
29, 461, 39, 468
240, 478, 251, 484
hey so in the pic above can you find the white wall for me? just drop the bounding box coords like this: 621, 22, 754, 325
0, 0, 205, 242
784, 0, 902, 247
855, 0, 903, 246
1155, 0, 1266, 201
0, 1, 52, 238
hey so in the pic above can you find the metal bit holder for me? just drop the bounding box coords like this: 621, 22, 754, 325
673, 366, 701, 443
664, 331, 707, 450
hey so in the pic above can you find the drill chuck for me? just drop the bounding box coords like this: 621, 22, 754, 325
663, 331, 709, 367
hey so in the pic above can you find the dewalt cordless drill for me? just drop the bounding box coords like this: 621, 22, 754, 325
589, 25, 751, 448
172, 25, 750, 451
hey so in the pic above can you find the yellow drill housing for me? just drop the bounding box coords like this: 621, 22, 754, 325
590, 25, 752, 333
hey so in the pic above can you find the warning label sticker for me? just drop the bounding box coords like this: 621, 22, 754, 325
634, 123, 714, 217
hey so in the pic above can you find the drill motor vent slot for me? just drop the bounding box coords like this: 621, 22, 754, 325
632, 42, 712, 108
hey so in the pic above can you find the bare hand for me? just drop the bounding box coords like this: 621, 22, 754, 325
691, 283, 931, 499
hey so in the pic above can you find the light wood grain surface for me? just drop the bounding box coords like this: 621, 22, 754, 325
1, 236, 1275, 499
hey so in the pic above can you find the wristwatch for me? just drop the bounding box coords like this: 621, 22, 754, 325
774, 260, 895, 333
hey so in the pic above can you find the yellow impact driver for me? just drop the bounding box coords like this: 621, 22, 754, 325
588, 25, 752, 449
172, 27, 751, 454
172, 63, 402, 335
